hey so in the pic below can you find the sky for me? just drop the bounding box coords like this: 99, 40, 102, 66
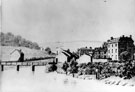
0, 0, 1, 32
1, 0, 135, 48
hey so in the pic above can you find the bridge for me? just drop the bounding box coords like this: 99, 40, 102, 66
0, 57, 58, 71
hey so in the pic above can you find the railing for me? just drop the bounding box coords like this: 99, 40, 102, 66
0, 61, 48, 66
0, 57, 58, 71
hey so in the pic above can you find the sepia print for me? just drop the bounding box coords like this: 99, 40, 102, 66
0, 0, 135, 92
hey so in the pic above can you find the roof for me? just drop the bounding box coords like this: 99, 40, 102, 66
107, 37, 120, 44
78, 47, 93, 51
94, 47, 107, 52
61, 49, 79, 59
107, 35, 134, 44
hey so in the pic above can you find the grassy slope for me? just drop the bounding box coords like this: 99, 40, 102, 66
0, 46, 50, 61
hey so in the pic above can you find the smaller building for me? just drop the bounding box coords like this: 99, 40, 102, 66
56, 52, 67, 63
93, 47, 107, 59
77, 54, 91, 64
93, 42, 108, 59
77, 47, 93, 56
10, 50, 20, 61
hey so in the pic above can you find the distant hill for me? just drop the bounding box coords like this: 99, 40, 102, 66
0, 32, 41, 50
43, 41, 103, 52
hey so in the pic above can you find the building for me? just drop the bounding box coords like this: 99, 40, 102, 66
93, 42, 108, 59
107, 35, 134, 60
77, 54, 91, 64
10, 50, 20, 61
93, 47, 107, 59
77, 47, 93, 56
93, 47, 100, 59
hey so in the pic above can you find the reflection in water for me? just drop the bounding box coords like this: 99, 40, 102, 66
0, 66, 79, 92
63, 78, 77, 86
0, 70, 3, 92
32, 71, 35, 75
71, 80, 77, 86
63, 78, 69, 85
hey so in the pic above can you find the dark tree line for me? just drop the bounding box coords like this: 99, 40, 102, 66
0, 32, 41, 50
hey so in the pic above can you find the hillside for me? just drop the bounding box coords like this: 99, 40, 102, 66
0, 32, 40, 50
0, 46, 51, 61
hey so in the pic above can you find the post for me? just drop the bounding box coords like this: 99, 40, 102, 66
91, 56, 93, 63
17, 65, 20, 71
21, 62, 23, 66
55, 58, 58, 64
27, 62, 29, 66
10, 62, 12, 65
73, 73, 74, 77
32, 65, 35, 71
5, 62, 7, 66
1, 65, 4, 71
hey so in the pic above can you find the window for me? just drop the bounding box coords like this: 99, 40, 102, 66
112, 49, 113, 53
115, 49, 117, 53
115, 55, 117, 60
112, 44, 113, 47
108, 44, 110, 48
115, 44, 117, 47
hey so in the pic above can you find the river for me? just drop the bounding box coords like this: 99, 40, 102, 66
0, 66, 134, 92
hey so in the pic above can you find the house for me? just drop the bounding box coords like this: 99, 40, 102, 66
77, 47, 93, 56
56, 48, 68, 63
107, 35, 134, 60
56, 48, 79, 63
93, 47, 100, 59
93, 47, 107, 59
56, 52, 67, 63
77, 54, 91, 64
93, 42, 108, 59
10, 50, 20, 61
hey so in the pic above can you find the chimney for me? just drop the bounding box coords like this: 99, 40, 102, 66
111, 37, 113, 40
89, 47, 92, 49
130, 35, 132, 38
107, 40, 110, 42
122, 35, 124, 38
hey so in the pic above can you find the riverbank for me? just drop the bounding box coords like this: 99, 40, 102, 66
57, 71, 135, 87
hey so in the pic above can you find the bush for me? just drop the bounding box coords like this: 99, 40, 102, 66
120, 51, 131, 61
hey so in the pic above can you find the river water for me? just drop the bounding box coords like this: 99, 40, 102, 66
0, 66, 135, 92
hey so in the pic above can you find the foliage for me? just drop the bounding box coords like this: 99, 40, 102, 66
61, 60, 135, 80
45, 47, 52, 54
119, 51, 131, 61
0, 32, 41, 50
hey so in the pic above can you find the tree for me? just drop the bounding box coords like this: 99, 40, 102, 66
45, 47, 52, 54
120, 51, 131, 61
0, 32, 41, 50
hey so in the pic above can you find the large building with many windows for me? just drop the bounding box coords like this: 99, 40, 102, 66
107, 35, 134, 60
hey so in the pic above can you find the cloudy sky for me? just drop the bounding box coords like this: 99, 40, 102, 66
1, 0, 135, 46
